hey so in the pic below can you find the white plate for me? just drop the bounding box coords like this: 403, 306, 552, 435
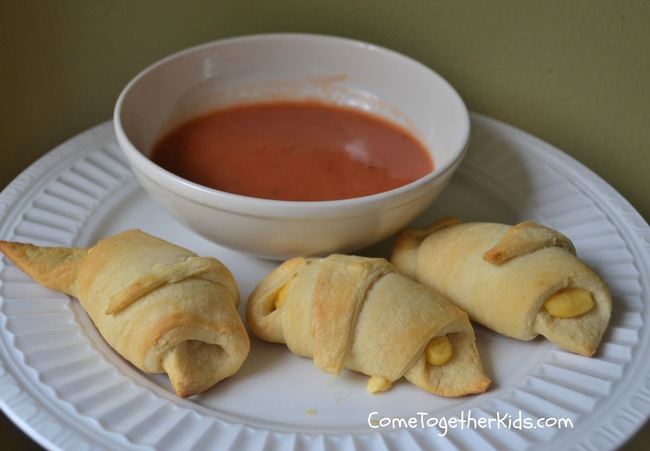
1, 113, 649, 450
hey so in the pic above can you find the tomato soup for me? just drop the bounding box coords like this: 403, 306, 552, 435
151, 101, 434, 201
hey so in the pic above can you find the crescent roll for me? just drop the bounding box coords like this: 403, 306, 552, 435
247, 254, 490, 397
391, 217, 612, 356
0, 229, 250, 398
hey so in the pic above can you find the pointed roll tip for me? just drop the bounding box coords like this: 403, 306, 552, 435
0, 239, 89, 295
482, 221, 576, 265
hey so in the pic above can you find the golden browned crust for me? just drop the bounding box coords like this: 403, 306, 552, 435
482, 221, 576, 264
247, 254, 490, 397
0, 230, 250, 398
391, 218, 612, 357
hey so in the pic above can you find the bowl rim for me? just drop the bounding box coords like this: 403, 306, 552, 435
114, 32, 470, 216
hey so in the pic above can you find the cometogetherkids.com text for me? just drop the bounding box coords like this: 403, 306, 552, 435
368, 410, 574, 437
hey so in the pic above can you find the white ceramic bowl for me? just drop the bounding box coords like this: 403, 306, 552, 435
114, 33, 469, 260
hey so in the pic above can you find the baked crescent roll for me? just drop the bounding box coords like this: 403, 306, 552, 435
247, 254, 490, 397
0, 229, 250, 398
391, 217, 612, 356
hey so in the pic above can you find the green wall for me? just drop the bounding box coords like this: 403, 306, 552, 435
1, 1, 649, 449
2, 0, 648, 221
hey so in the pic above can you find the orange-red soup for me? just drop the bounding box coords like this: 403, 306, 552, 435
151, 101, 434, 201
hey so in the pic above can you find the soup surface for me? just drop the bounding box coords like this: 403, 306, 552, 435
151, 101, 434, 201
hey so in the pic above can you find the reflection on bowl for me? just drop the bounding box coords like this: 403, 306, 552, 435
114, 33, 469, 260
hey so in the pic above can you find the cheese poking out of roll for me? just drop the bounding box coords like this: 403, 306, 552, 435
391, 217, 612, 357
247, 254, 490, 397
543, 288, 594, 318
